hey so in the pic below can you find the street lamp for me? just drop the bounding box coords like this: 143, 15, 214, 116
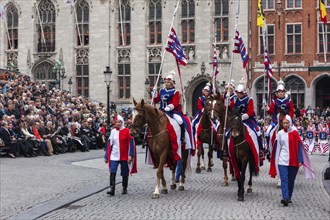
104, 66, 112, 130
68, 77, 73, 94
52, 60, 66, 90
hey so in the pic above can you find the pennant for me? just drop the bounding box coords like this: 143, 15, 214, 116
233, 30, 249, 68
166, 28, 188, 66
264, 48, 273, 79
320, 0, 328, 25
257, 0, 265, 28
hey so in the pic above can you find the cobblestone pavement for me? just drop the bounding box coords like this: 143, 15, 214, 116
1, 146, 330, 220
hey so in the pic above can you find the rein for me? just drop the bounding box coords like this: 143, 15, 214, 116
148, 129, 167, 138
233, 138, 246, 147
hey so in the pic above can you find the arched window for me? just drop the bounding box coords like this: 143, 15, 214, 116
34, 62, 55, 80
148, 0, 162, 45
255, 76, 277, 115
36, 0, 56, 52
76, 0, 89, 46
118, 0, 131, 46
76, 48, 89, 97
285, 76, 305, 109
181, 0, 195, 44
6, 3, 18, 50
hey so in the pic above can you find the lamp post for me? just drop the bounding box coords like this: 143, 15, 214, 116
104, 66, 112, 131
52, 60, 66, 90
68, 77, 73, 94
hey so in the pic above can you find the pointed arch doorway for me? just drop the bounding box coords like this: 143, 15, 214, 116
315, 75, 330, 108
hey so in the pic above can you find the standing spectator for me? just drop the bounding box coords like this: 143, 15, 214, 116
269, 115, 314, 206
317, 120, 329, 155
104, 115, 136, 196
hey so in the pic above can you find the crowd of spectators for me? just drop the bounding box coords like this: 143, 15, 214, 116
0, 72, 133, 158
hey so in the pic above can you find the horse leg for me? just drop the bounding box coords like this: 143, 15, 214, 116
196, 148, 202, 173
247, 159, 253, 193
152, 154, 166, 199
222, 158, 229, 186
237, 161, 248, 201
201, 146, 206, 170
179, 149, 188, 191
207, 146, 213, 172
170, 167, 176, 190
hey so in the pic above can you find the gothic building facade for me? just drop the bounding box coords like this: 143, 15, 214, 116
0, 0, 329, 116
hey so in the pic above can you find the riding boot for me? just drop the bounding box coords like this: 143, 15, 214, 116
107, 173, 116, 196
258, 136, 264, 158
180, 124, 186, 145
122, 176, 128, 194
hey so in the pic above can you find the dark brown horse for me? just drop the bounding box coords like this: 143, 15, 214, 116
229, 108, 255, 201
195, 110, 215, 173
204, 94, 233, 186
130, 98, 189, 199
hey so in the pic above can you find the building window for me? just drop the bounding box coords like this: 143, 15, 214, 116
261, 0, 275, 10
214, 0, 229, 43
76, 0, 89, 46
36, 0, 56, 52
118, 64, 131, 99
318, 23, 330, 53
76, 48, 89, 97
6, 3, 18, 50
147, 63, 161, 98
286, 24, 301, 54
259, 25, 275, 54
118, 0, 131, 46
181, 0, 195, 44
34, 62, 55, 80
285, 76, 305, 109
255, 76, 277, 115
149, 0, 162, 45
286, 0, 301, 8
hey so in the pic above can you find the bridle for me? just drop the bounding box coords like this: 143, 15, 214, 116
131, 107, 146, 130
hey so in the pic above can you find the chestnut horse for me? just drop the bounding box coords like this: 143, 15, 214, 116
130, 98, 189, 199
229, 108, 256, 201
195, 110, 215, 173
204, 94, 233, 186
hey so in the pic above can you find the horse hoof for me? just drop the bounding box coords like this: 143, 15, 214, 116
152, 194, 160, 199
222, 182, 229, 187
231, 177, 237, 181
161, 189, 168, 194
207, 167, 212, 172
178, 186, 184, 191
170, 184, 176, 190
238, 196, 244, 201
201, 166, 206, 170
247, 188, 252, 193
196, 167, 201, 173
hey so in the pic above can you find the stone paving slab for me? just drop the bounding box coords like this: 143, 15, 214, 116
1, 146, 329, 220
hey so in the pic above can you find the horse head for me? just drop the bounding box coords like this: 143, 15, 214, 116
205, 94, 225, 122
130, 98, 147, 137
231, 107, 245, 139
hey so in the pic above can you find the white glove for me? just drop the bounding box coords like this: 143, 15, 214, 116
241, 113, 249, 121
164, 106, 171, 112
262, 104, 270, 111
224, 99, 229, 107
151, 88, 158, 98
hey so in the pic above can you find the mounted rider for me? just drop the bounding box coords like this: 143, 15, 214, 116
223, 79, 237, 103
152, 70, 186, 145
262, 79, 294, 153
229, 78, 264, 161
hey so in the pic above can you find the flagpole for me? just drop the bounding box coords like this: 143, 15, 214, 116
212, 33, 217, 94
119, 0, 125, 46
151, 0, 181, 106
3, 19, 13, 50
35, 2, 47, 50
321, 22, 327, 63
72, 2, 83, 46
262, 22, 268, 122
221, 0, 240, 152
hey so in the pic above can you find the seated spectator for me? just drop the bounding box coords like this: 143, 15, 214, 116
0, 121, 18, 158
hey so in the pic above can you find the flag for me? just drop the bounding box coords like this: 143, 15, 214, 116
257, 0, 265, 27
0, 4, 6, 20
264, 48, 273, 78
320, 0, 328, 25
233, 30, 249, 68
166, 28, 188, 66
213, 45, 219, 77
64, 0, 74, 7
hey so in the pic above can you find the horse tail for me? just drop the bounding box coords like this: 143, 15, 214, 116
249, 150, 257, 176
